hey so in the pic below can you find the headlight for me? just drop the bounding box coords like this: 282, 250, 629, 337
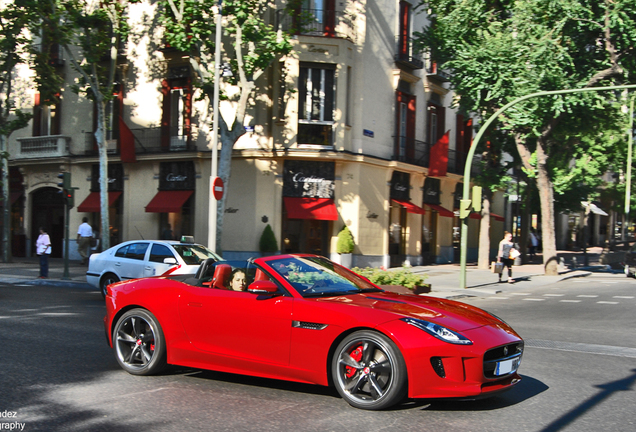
401, 318, 473, 345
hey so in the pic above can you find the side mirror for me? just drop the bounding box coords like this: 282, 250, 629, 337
164, 257, 178, 265
247, 280, 278, 294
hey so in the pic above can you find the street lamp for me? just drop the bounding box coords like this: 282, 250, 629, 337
208, 0, 223, 252
459, 84, 636, 289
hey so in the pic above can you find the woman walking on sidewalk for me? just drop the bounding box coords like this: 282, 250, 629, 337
35, 227, 51, 279
497, 231, 516, 283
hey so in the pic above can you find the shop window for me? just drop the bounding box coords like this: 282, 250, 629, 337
298, 63, 335, 147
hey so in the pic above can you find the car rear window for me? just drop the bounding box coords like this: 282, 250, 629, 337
124, 243, 149, 260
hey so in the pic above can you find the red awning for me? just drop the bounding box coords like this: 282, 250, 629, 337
392, 199, 425, 215
77, 191, 122, 213
145, 190, 194, 213
425, 203, 454, 217
284, 197, 338, 220
468, 212, 505, 222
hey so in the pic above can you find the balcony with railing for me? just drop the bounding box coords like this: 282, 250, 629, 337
83, 127, 196, 156
276, 8, 356, 43
395, 37, 424, 70
14, 135, 71, 159
392, 138, 481, 176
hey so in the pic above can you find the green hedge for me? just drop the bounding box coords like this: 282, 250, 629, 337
352, 266, 428, 289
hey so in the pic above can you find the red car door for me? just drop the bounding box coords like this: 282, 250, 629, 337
178, 286, 293, 366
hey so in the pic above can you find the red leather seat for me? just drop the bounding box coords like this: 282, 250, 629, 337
212, 264, 232, 290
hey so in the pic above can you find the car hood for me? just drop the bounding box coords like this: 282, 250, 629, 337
316, 291, 502, 332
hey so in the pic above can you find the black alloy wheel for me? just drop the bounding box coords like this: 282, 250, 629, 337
100, 273, 119, 298
113, 308, 167, 376
332, 330, 407, 410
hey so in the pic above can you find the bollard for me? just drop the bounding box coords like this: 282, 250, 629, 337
572, 257, 577, 269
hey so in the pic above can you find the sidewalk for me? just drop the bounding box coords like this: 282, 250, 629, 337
0, 248, 615, 297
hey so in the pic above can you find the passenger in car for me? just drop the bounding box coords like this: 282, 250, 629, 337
227, 268, 247, 291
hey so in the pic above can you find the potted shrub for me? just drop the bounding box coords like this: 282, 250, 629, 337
336, 226, 355, 268
259, 224, 278, 256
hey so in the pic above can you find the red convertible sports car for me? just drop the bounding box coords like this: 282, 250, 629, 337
104, 254, 523, 410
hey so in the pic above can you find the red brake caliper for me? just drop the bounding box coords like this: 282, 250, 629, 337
345, 346, 363, 378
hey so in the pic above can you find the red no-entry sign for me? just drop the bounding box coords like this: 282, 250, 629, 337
212, 177, 224, 200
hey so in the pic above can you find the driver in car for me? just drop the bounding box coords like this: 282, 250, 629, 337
227, 268, 247, 291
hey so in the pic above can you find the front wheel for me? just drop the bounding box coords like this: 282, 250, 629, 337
113, 308, 167, 376
331, 330, 407, 410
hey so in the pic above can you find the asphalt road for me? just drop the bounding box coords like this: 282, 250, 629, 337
0, 277, 634, 432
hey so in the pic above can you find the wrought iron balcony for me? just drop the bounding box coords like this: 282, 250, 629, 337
83, 127, 196, 156
395, 37, 424, 70
276, 8, 356, 43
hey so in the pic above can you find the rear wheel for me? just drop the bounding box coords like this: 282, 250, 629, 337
331, 330, 407, 410
113, 308, 167, 376
100, 273, 119, 298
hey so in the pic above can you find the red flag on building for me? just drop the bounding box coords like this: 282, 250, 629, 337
119, 117, 137, 163
428, 130, 449, 177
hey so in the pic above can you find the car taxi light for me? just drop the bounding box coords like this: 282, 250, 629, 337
401, 318, 473, 345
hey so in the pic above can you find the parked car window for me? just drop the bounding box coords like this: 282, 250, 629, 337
115, 245, 129, 258
172, 244, 221, 265
149, 244, 175, 263
124, 243, 149, 260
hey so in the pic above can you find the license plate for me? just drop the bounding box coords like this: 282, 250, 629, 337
495, 358, 518, 376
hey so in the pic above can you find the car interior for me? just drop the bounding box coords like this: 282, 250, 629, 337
175, 259, 271, 291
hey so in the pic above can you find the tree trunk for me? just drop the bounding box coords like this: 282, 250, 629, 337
535, 139, 559, 275
477, 193, 491, 269
1, 134, 11, 263
95, 99, 110, 251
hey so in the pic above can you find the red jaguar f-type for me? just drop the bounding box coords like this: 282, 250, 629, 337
104, 254, 523, 410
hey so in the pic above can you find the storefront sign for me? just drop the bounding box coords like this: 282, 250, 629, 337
283, 160, 335, 198
390, 171, 410, 201
159, 161, 195, 190
91, 164, 123, 192
423, 177, 441, 205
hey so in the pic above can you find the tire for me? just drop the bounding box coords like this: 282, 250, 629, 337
100, 273, 120, 298
331, 330, 407, 410
113, 308, 167, 376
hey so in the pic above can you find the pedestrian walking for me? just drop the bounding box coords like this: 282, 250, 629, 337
528, 228, 539, 261
77, 217, 93, 264
35, 227, 51, 278
497, 231, 517, 283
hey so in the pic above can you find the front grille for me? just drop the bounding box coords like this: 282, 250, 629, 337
483, 342, 524, 378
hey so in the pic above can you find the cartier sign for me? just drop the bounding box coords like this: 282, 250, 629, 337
283, 160, 335, 199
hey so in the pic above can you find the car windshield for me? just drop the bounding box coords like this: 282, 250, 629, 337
172, 244, 222, 265
266, 256, 380, 298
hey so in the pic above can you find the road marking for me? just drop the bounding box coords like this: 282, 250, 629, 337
597, 301, 619, 304
613, 296, 634, 299
489, 297, 510, 300
523, 298, 546, 301
577, 295, 598, 298
525, 339, 636, 358
511, 293, 531, 296
559, 300, 582, 303
543, 294, 565, 297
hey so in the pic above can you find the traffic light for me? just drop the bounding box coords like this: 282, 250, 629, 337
65, 189, 75, 209
57, 172, 71, 190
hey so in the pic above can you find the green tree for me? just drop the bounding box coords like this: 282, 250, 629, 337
161, 0, 293, 251
0, 2, 33, 262
25, 0, 139, 251
417, 0, 636, 274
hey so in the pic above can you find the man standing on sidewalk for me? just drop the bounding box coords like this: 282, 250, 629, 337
77, 217, 93, 265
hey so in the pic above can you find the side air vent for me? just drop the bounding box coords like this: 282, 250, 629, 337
292, 320, 328, 330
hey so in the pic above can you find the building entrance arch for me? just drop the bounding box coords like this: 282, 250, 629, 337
31, 187, 64, 258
